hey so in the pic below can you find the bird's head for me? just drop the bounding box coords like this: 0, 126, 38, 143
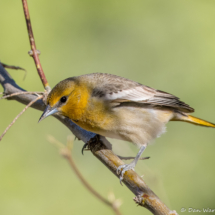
39, 78, 77, 122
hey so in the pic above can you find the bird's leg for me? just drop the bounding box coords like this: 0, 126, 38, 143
116, 145, 146, 185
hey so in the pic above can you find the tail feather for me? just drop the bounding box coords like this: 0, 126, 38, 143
172, 114, 215, 128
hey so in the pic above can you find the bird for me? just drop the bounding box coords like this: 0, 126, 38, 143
39, 73, 215, 183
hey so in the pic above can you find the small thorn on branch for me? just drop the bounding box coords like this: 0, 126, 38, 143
28, 50, 41, 56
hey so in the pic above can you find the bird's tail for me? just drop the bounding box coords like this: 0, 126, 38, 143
172, 113, 215, 128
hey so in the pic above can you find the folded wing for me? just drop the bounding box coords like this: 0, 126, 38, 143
89, 73, 194, 113
104, 85, 194, 113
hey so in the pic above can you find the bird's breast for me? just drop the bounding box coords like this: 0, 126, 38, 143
70, 96, 115, 133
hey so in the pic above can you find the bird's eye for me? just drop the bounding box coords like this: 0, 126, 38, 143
60, 96, 67, 103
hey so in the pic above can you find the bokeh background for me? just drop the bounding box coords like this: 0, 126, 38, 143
1, 0, 215, 214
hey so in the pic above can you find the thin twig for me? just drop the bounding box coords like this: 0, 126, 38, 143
0, 91, 44, 100
0, 95, 43, 141
64, 152, 122, 215
1, 62, 27, 80
117, 155, 150, 160
21, 0, 51, 92
1, 62, 25, 71
48, 136, 122, 215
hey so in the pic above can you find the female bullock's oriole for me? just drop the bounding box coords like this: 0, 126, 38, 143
39, 73, 215, 182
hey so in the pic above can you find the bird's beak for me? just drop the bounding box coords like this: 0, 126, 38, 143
38, 105, 58, 123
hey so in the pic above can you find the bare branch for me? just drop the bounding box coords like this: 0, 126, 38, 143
21, 0, 51, 92
0, 91, 43, 100
0, 95, 43, 141
1, 62, 27, 80
48, 135, 122, 215
0, 64, 178, 215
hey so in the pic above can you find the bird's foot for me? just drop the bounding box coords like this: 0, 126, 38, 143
81, 143, 90, 155
81, 135, 100, 155
116, 161, 136, 185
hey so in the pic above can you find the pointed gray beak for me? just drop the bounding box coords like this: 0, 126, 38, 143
38, 105, 58, 123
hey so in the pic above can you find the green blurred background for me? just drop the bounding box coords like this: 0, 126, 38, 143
1, 0, 215, 214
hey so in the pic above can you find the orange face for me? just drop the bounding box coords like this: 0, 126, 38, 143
59, 84, 91, 121
40, 77, 92, 123
39, 78, 77, 122
46, 78, 76, 108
